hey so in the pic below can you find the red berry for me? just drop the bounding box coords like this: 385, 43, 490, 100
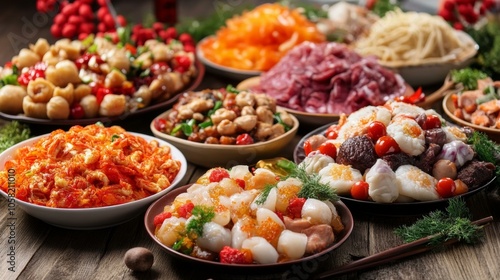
80, 22, 95, 35
153, 118, 167, 131
51, 24, 62, 38
62, 24, 77, 38
97, 0, 107, 6
70, 103, 85, 119
97, 7, 109, 21
103, 14, 116, 28
97, 22, 107, 33
178, 33, 193, 45
67, 15, 83, 25
79, 4, 94, 20
36, 1, 48, 12
62, 3, 77, 16
165, 27, 177, 39
153, 22, 165, 32
116, 15, 127, 27
53, 14, 66, 25
183, 44, 195, 53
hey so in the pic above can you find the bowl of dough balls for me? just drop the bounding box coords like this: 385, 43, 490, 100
0, 37, 204, 125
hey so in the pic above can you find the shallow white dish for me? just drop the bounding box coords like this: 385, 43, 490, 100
0, 133, 187, 230
379, 30, 478, 87
151, 109, 299, 168
196, 37, 261, 81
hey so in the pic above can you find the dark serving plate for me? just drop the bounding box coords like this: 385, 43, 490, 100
0, 61, 205, 126
144, 184, 354, 272
294, 123, 496, 216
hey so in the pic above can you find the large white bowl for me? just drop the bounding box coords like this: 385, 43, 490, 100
151, 110, 299, 168
379, 30, 478, 87
0, 133, 187, 230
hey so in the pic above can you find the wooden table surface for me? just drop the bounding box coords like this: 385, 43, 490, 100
1, 1, 500, 280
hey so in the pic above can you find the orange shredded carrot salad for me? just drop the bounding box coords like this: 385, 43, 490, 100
0, 124, 182, 208
199, 3, 326, 71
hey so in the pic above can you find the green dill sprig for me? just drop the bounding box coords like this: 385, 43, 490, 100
0, 121, 30, 153
394, 198, 483, 245
283, 160, 338, 201
185, 205, 215, 237
255, 184, 277, 205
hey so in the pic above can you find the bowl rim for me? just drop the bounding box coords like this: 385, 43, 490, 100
144, 184, 354, 268
0, 132, 188, 211
150, 108, 299, 150
442, 91, 500, 134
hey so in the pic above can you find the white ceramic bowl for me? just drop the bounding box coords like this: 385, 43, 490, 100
196, 37, 261, 81
0, 133, 187, 230
379, 30, 478, 87
151, 110, 299, 168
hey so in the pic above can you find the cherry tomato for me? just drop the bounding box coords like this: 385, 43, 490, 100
318, 142, 337, 159
366, 121, 386, 141
436, 178, 456, 198
209, 168, 230, 182
375, 136, 401, 157
287, 197, 306, 219
154, 118, 167, 132
70, 103, 85, 119
303, 139, 313, 156
351, 181, 369, 200
325, 124, 339, 139
422, 115, 442, 130
236, 133, 254, 145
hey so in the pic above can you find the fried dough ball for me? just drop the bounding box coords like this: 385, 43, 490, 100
104, 69, 127, 88
30, 38, 50, 58
53, 83, 74, 105
23, 96, 48, 118
45, 60, 81, 87
47, 96, 70, 119
152, 43, 173, 62
0, 85, 27, 114
27, 78, 54, 103
107, 49, 130, 72
73, 84, 91, 102
54, 39, 80, 60
14, 48, 41, 69
133, 85, 152, 107
42, 47, 62, 66
99, 94, 126, 116
80, 95, 99, 118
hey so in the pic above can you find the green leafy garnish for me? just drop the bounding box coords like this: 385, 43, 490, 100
283, 160, 338, 201
171, 119, 196, 136
467, 20, 500, 80
395, 198, 483, 245
274, 112, 291, 132
467, 131, 500, 184
450, 68, 489, 91
226, 84, 240, 94
0, 74, 19, 87
111, 134, 120, 142
207, 100, 223, 117
255, 184, 277, 205
0, 121, 30, 153
186, 205, 215, 237
372, 0, 400, 17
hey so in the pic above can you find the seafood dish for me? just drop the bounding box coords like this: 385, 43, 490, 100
151, 162, 349, 264
298, 101, 495, 203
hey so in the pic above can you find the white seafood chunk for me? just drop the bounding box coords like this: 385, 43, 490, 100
337, 106, 392, 141
443, 126, 467, 143
256, 207, 285, 228
156, 217, 186, 247
229, 189, 260, 222
251, 187, 277, 212
231, 216, 255, 249
318, 163, 363, 195
395, 165, 439, 201
196, 221, 231, 253
229, 165, 252, 181
242, 237, 279, 264
365, 159, 399, 203
386, 101, 425, 118
301, 198, 332, 225
300, 152, 335, 174
437, 140, 474, 168
386, 116, 425, 156
277, 230, 308, 260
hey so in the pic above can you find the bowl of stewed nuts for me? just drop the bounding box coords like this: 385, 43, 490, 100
150, 87, 299, 168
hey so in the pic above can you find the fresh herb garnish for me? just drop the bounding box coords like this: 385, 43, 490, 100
0, 74, 19, 87
394, 198, 483, 245
186, 205, 215, 237
226, 84, 240, 94
0, 121, 30, 153
450, 68, 489, 91
171, 119, 196, 136
255, 184, 277, 205
467, 131, 500, 183
282, 160, 338, 201
371, 0, 400, 17
207, 100, 223, 117
274, 112, 291, 132
111, 134, 120, 142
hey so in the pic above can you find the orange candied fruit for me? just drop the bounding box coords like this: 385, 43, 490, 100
199, 3, 325, 71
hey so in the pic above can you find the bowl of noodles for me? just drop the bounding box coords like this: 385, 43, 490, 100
0, 124, 188, 229
354, 9, 478, 87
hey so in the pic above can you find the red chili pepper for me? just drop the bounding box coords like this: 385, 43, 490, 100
396, 87, 424, 104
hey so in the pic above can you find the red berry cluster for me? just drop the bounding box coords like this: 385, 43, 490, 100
36, 0, 127, 40
438, 0, 497, 30
130, 22, 195, 49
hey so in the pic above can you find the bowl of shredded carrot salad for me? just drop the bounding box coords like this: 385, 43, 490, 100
197, 3, 325, 79
0, 123, 187, 229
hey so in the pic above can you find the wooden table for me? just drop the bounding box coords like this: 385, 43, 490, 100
1, 1, 500, 279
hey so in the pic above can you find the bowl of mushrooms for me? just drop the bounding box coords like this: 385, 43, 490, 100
150, 88, 299, 168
